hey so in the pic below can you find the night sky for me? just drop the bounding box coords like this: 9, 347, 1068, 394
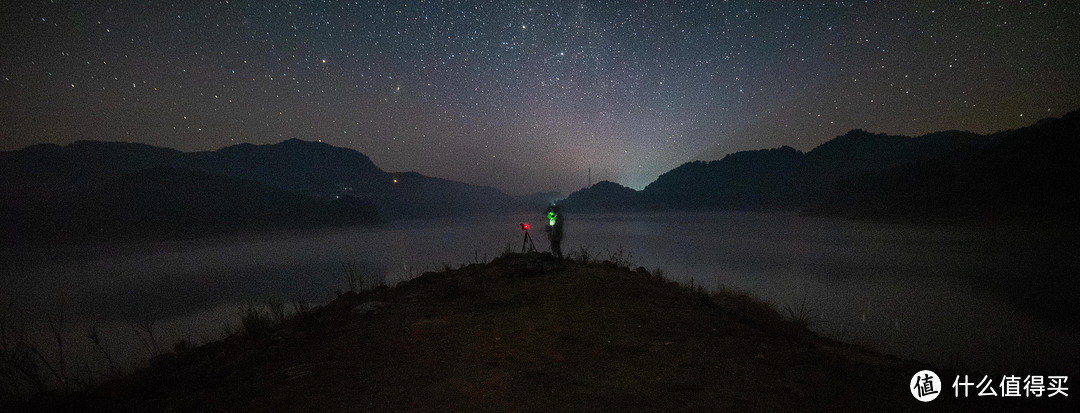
2, 1, 1078, 195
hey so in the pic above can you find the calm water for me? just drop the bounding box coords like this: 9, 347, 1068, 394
2, 211, 1077, 375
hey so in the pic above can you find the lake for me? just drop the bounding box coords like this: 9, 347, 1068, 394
2, 211, 1077, 376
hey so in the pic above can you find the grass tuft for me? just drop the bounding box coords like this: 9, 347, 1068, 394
781, 294, 825, 330
343, 260, 361, 292
239, 304, 273, 338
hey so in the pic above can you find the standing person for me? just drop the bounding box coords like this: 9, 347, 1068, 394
545, 203, 564, 259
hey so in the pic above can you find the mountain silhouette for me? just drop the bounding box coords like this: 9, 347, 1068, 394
642, 145, 802, 210
795, 129, 986, 205
560, 180, 643, 212
0, 139, 513, 243
5, 107, 1078, 243
560, 107, 1080, 222
195, 139, 387, 195
1, 167, 381, 243
828, 108, 1080, 222
373, 171, 513, 219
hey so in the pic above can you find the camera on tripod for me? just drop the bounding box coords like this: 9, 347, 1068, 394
519, 223, 536, 252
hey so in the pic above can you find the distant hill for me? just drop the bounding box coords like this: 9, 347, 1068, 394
194, 138, 388, 195
560, 108, 1080, 223
511, 191, 563, 212
795, 129, 987, 206
642, 145, 802, 210
560, 181, 643, 212
0, 167, 380, 243
827, 110, 1080, 221
0, 139, 514, 244
372, 172, 513, 219
0, 139, 385, 198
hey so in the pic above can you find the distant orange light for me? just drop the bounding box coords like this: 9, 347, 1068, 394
393, 179, 398, 183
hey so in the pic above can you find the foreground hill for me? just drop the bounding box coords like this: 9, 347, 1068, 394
27, 253, 1017, 412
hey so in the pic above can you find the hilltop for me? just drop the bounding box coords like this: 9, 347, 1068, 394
24, 253, 1014, 412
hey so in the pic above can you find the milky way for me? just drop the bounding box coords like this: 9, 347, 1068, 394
2, 1, 1078, 194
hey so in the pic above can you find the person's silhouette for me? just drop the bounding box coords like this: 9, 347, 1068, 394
545, 203, 564, 259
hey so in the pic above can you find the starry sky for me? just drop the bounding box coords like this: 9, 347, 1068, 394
2, 1, 1078, 195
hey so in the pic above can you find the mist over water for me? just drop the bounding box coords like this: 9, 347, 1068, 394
2, 211, 1077, 374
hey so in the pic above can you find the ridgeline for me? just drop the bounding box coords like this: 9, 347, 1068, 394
28, 253, 1016, 412
560, 108, 1080, 224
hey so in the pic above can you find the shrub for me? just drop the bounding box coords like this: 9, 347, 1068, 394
603, 247, 635, 269
568, 246, 593, 264
240, 304, 273, 338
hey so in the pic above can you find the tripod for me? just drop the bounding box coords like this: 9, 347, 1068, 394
520, 223, 537, 252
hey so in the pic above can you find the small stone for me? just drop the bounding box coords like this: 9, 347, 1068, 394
351, 301, 388, 316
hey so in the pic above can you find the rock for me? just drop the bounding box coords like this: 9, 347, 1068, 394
351, 301, 388, 316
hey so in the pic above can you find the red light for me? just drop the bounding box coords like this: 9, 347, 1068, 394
523, 224, 529, 230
